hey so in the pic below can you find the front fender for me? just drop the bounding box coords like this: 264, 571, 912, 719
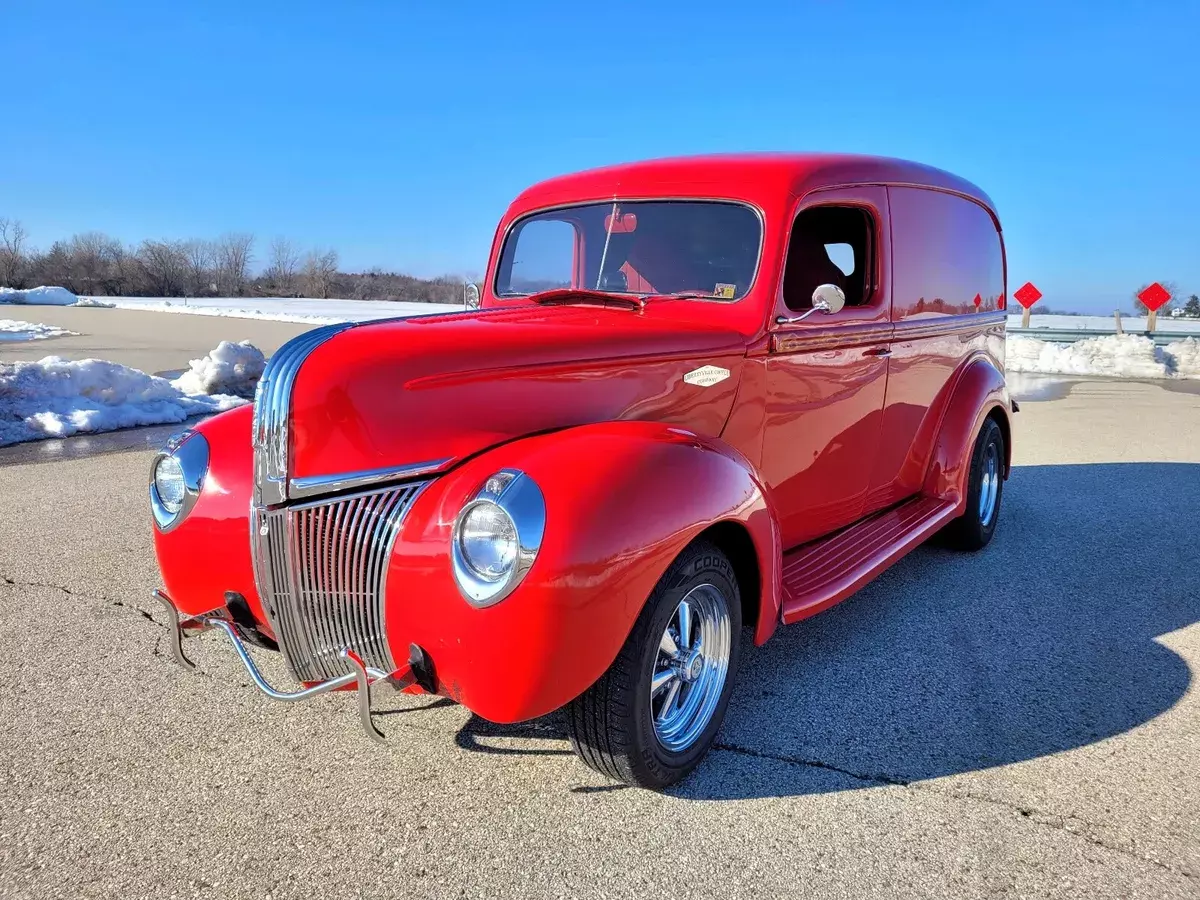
384, 420, 781, 723
152, 405, 265, 625
923, 355, 1013, 508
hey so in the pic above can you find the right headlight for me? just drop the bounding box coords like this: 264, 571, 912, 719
149, 430, 209, 532
451, 469, 545, 607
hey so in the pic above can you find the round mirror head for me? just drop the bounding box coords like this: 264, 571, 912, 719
812, 283, 846, 314
464, 282, 481, 309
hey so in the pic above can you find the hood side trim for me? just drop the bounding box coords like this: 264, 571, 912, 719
289, 458, 454, 500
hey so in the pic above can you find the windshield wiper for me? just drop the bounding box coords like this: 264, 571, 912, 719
527, 289, 645, 310
653, 292, 719, 301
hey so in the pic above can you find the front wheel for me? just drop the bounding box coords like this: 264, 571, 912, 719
565, 541, 741, 789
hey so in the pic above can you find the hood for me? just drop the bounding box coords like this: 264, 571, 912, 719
286, 304, 748, 483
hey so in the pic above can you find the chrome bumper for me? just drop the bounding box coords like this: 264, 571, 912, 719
153, 590, 412, 744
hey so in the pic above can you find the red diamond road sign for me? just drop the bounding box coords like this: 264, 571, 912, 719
1138, 282, 1171, 312
1014, 282, 1042, 309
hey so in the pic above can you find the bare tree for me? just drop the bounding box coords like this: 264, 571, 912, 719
266, 237, 300, 295
0, 217, 28, 287
182, 239, 215, 296
215, 233, 255, 296
65, 232, 126, 296
138, 240, 189, 296
301, 248, 339, 299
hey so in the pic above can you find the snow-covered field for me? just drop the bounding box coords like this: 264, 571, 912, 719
1008, 313, 1200, 334
0, 341, 264, 447
84, 295, 464, 324
0, 285, 464, 324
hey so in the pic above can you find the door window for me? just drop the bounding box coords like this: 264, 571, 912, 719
782, 207, 875, 310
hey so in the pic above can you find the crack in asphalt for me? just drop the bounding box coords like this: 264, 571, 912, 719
2, 573, 1192, 883
0, 573, 164, 627
712, 741, 1192, 881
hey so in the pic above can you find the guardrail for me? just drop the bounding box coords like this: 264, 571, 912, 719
1008, 327, 1197, 347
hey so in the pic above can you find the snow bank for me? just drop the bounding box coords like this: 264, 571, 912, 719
1166, 338, 1200, 379
0, 285, 80, 306
0, 285, 118, 308
171, 340, 266, 397
0, 319, 76, 340
1008, 334, 1200, 380
0, 350, 255, 447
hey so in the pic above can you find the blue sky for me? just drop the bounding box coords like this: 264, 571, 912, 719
3, 1, 1197, 311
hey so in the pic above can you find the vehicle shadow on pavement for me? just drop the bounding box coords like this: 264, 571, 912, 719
443, 463, 1198, 801
681, 461, 1200, 800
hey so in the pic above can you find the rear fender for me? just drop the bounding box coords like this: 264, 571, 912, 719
385, 420, 781, 723
923, 356, 1013, 508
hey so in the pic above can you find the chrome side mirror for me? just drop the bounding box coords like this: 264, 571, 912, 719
464, 283, 480, 309
812, 283, 846, 314
775, 283, 847, 325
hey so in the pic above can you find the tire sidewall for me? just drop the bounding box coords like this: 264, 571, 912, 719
964, 418, 1005, 543
628, 546, 742, 786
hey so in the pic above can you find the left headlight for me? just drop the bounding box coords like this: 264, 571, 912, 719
149, 429, 209, 532
451, 469, 545, 607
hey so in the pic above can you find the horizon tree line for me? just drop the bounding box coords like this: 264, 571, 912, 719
0, 217, 468, 304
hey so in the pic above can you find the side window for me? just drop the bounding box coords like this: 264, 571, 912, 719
888, 187, 1005, 317
782, 206, 874, 310
501, 219, 577, 295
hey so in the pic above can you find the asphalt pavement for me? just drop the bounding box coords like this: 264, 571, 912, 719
0, 305, 312, 373
0, 371, 1197, 898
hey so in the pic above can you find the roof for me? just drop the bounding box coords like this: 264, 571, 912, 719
513, 152, 996, 216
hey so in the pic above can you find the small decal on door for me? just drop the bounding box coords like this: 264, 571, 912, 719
683, 365, 731, 387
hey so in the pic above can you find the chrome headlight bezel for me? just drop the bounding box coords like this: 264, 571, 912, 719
451, 469, 545, 607
149, 430, 210, 533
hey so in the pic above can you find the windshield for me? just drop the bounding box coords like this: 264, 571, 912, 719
495, 200, 762, 301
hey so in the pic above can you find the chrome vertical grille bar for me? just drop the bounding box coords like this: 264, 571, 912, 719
251, 481, 429, 683
251, 322, 351, 508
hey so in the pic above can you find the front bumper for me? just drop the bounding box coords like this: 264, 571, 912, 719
153, 590, 425, 743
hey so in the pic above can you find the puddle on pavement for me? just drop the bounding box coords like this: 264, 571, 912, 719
1007, 373, 1078, 402
0, 332, 48, 343
0, 419, 212, 466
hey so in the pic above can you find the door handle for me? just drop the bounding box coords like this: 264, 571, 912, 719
863, 347, 892, 357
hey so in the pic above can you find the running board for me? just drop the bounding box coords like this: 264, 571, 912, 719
781, 496, 960, 624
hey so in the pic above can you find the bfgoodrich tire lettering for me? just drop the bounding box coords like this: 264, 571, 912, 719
565, 540, 742, 789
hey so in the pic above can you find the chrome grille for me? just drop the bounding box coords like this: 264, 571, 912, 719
251, 482, 428, 683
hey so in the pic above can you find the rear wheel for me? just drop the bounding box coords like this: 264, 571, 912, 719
565, 541, 741, 789
942, 416, 1005, 551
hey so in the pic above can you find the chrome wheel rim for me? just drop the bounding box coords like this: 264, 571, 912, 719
649, 583, 732, 753
978, 442, 1000, 527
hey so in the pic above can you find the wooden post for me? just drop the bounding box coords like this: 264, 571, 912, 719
1147, 309, 1157, 333
1021, 307, 1031, 328
1113, 310, 1124, 334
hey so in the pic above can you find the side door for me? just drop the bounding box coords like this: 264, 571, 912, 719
761, 186, 893, 549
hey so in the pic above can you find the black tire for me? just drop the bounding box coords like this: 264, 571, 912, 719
565, 540, 741, 790
941, 416, 1005, 551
